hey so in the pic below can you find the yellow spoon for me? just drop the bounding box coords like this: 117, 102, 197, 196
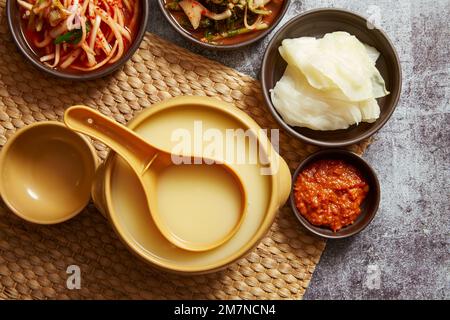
64, 106, 247, 252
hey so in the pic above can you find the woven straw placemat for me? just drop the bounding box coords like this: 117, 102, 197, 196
0, 1, 371, 300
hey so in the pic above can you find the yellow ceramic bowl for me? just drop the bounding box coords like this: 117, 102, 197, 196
93, 97, 292, 274
0, 122, 98, 224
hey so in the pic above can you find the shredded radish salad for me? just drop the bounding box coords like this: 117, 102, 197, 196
17, 0, 140, 71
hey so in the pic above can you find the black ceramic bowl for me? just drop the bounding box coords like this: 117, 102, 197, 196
261, 8, 402, 147
158, 0, 290, 50
290, 149, 380, 239
6, 0, 149, 80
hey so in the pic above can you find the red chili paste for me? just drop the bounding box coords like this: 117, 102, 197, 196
294, 159, 369, 232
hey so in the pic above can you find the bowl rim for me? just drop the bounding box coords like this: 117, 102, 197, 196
101, 96, 288, 274
0, 121, 99, 224
261, 8, 403, 147
6, 0, 149, 81
157, 0, 291, 50
289, 149, 381, 239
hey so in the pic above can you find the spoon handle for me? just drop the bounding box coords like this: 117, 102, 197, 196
64, 105, 158, 174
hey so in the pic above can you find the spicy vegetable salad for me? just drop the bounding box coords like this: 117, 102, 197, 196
165, 0, 284, 44
17, 0, 140, 71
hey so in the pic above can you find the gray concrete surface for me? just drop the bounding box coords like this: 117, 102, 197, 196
150, 0, 449, 299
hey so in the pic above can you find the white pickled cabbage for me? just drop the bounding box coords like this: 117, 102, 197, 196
271, 66, 380, 130
278, 32, 389, 102
271, 32, 388, 131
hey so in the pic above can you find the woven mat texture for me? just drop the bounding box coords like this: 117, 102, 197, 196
0, 1, 371, 300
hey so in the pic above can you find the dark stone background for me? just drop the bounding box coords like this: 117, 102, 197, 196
149, 0, 449, 299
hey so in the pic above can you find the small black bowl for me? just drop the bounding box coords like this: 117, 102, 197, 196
261, 8, 402, 147
290, 149, 380, 239
158, 0, 290, 50
6, 0, 149, 80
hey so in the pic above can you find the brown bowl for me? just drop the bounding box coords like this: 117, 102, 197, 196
157, 0, 290, 50
261, 8, 402, 147
6, 0, 149, 80
290, 149, 381, 239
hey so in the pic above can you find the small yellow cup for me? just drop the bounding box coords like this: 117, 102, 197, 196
0, 121, 99, 224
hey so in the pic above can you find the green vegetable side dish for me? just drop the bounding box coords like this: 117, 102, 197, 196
165, 0, 285, 44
